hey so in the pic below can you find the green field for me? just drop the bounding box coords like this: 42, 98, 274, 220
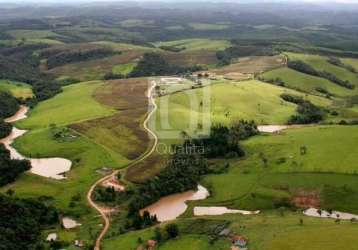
103, 211, 358, 250
261, 67, 354, 97
0, 79, 34, 99
198, 125, 358, 212
92, 41, 155, 52
6, 29, 61, 39
188, 23, 230, 30
17, 81, 116, 129
120, 19, 155, 28
154, 39, 231, 51
342, 58, 358, 71
286, 52, 358, 90
112, 62, 137, 75
152, 80, 331, 137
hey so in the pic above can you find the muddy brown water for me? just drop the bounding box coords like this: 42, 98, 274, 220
0, 106, 72, 180
140, 185, 209, 222
194, 206, 260, 216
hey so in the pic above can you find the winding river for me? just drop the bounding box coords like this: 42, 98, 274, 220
0, 106, 72, 180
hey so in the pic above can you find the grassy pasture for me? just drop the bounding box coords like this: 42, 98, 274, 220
71, 78, 151, 161
188, 23, 230, 30
341, 58, 358, 71
112, 62, 137, 75
198, 125, 358, 212
17, 81, 116, 129
103, 212, 358, 250
286, 52, 358, 90
120, 19, 155, 28
92, 41, 156, 52
162, 50, 219, 67
0, 79, 33, 99
6, 29, 61, 39
155, 38, 230, 51
261, 67, 354, 97
212, 55, 285, 75
151, 80, 331, 138
46, 51, 144, 81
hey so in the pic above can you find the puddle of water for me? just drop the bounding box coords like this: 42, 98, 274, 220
194, 206, 260, 216
46, 233, 57, 241
1, 106, 72, 180
140, 185, 209, 222
257, 125, 288, 133
304, 208, 358, 220
62, 217, 81, 229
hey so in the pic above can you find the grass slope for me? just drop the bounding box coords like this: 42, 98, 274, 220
0, 79, 33, 99
17, 81, 116, 129
286, 52, 358, 90
155, 39, 230, 52
152, 80, 331, 137
261, 67, 353, 97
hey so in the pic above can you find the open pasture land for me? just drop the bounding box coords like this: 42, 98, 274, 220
119, 19, 155, 28
71, 78, 151, 161
112, 62, 137, 75
6, 29, 61, 40
152, 80, 331, 138
188, 23, 230, 30
91, 41, 157, 52
200, 125, 358, 212
286, 52, 358, 89
0, 79, 33, 99
17, 81, 116, 129
341, 57, 358, 71
211, 55, 286, 75
261, 67, 355, 97
103, 212, 358, 250
46, 50, 144, 81
162, 50, 219, 67
155, 39, 231, 52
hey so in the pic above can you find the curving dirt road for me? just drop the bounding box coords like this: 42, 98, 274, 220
87, 80, 158, 250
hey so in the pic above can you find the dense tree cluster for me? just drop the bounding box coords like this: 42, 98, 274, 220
288, 60, 355, 89
0, 45, 61, 101
46, 48, 117, 69
189, 121, 258, 158
128, 151, 209, 216
216, 45, 277, 65
0, 92, 19, 118
0, 194, 58, 249
0, 120, 12, 139
130, 52, 204, 77
280, 94, 326, 124
0, 144, 31, 186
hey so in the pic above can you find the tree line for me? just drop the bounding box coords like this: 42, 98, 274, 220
216, 44, 278, 66
288, 60, 355, 89
129, 52, 204, 77
280, 94, 326, 124
0, 144, 31, 186
0, 44, 61, 101
0, 92, 19, 139
45, 48, 117, 69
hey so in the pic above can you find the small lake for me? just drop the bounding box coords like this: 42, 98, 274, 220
0, 106, 72, 180
140, 185, 209, 222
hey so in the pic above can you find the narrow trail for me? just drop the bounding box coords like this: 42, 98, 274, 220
87, 80, 158, 250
